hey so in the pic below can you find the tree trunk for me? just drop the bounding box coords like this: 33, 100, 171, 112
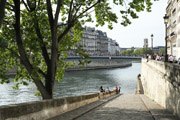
0, 0, 6, 28
45, 77, 54, 99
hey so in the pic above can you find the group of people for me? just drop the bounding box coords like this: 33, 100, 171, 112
146, 54, 165, 62
146, 54, 180, 64
99, 86, 121, 94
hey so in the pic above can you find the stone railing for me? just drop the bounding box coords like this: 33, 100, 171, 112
0, 91, 117, 120
141, 58, 180, 118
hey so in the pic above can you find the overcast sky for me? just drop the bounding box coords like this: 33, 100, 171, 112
86, 0, 167, 48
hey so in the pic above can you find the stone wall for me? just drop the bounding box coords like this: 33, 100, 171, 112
8, 59, 132, 75
141, 58, 180, 118
66, 59, 132, 71
0, 91, 117, 120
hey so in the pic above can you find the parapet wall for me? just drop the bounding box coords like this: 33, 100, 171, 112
141, 58, 180, 118
0, 91, 117, 120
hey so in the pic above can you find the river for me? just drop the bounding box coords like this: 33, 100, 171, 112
0, 62, 141, 106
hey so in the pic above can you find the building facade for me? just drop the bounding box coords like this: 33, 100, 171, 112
68, 27, 119, 56
166, 0, 180, 59
108, 38, 120, 56
143, 38, 148, 49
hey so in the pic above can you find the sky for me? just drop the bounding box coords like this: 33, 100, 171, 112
86, 0, 167, 48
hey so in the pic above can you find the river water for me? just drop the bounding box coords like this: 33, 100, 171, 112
0, 62, 141, 106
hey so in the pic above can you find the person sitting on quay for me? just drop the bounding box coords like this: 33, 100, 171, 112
99, 86, 105, 92
115, 86, 119, 94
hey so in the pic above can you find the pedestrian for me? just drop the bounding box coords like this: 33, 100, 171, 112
146, 54, 149, 62
119, 87, 121, 94
115, 86, 119, 94
178, 57, 180, 65
169, 55, 174, 63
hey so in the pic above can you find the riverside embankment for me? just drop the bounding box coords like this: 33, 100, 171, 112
0, 91, 117, 120
141, 58, 180, 118
8, 58, 133, 75
66, 59, 132, 71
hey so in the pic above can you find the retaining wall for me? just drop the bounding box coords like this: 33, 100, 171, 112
66, 59, 132, 71
0, 91, 117, 120
8, 59, 132, 75
141, 58, 180, 118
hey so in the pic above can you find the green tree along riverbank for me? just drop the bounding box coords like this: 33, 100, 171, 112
0, 0, 158, 99
121, 48, 165, 56
121, 48, 152, 56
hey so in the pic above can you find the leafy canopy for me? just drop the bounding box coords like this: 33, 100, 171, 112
0, 0, 158, 97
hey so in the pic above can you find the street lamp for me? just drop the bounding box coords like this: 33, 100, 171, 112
163, 14, 169, 62
151, 34, 154, 58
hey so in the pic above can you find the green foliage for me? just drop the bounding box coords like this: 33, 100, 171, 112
159, 48, 165, 55
0, 0, 157, 98
121, 49, 134, 56
121, 48, 152, 56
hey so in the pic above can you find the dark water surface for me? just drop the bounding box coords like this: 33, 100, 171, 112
0, 62, 141, 106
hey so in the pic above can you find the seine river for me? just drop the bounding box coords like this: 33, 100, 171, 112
0, 62, 141, 106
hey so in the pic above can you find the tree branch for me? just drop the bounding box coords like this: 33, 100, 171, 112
38, 0, 41, 8
38, 69, 46, 78
46, 0, 54, 33
68, 0, 74, 24
5, 6, 14, 11
34, 15, 50, 66
0, 0, 6, 28
13, 0, 33, 73
13, 0, 50, 99
58, 24, 74, 43
6, 2, 15, 9
74, 0, 100, 21
54, 0, 62, 27
73, 5, 81, 19
22, 0, 30, 11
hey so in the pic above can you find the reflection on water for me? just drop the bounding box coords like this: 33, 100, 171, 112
0, 62, 141, 106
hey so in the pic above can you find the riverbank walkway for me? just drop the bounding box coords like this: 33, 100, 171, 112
49, 94, 179, 120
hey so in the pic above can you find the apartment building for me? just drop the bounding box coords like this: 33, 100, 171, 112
108, 38, 120, 56
68, 26, 119, 56
166, 0, 180, 59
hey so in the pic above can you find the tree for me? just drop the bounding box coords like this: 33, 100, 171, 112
133, 49, 143, 56
159, 48, 165, 55
121, 49, 134, 56
0, 0, 157, 99
0, 0, 6, 28
143, 48, 152, 55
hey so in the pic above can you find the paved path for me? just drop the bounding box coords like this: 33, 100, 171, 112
49, 94, 179, 120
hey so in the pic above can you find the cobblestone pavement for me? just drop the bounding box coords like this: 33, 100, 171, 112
50, 94, 179, 120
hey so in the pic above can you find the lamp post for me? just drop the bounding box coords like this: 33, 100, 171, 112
151, 34, 154, 58
163, 14, 169, 62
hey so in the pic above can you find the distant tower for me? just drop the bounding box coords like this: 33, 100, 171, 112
143, 38, 148, 49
